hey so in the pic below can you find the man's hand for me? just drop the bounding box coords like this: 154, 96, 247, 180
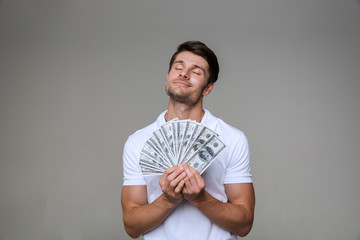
159, 163, 187, 205
180, 164, 255, 237
121, 163, 187, 238
181, 164, 206, 202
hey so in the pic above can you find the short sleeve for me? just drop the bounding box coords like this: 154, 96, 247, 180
122, 136, 146, 186
224, 132, 252, 184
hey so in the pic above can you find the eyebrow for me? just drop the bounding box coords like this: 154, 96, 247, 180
173, 60, 206, 72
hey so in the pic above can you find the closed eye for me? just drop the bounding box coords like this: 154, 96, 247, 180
174, 64, 183, 70
192, 67, 202, 75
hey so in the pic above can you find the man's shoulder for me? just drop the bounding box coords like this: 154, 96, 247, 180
206, 110, 245, 137
205, 110, 248, 152
217, 118, 244, 136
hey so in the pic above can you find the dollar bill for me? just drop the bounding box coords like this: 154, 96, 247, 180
152, 128, 176, 165
140, 164, 164, 175
141, 142, 172, 168
160, 120, 177, 161
182, 126, 217, 163
186, 135, 226, 174
176, 120, 189, 164
139, 119, 226, 175
180, 122, 203, 160
178, 120, 197, 163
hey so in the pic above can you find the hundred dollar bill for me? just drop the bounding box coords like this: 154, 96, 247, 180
186, 135, 226, 174
142, 142, 171, 168
139, 154, 166, 173
180, 122, 202, 160
152, 128, 176, 165
139, 160, 165, 173
140, 164, 164, 175
140, 150, 169, 169
139, 119, 225, 176
149, 135, 177, 166
178, 120, 196, 163
176, 120, 189, 164
182, 126, 217, 163
171, 121, 179, 162
160, 120, 177, 162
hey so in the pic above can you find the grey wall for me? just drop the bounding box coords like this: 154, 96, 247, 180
1, 0, 359, 239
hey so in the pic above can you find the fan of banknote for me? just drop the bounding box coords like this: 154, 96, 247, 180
139, 119, 226, 175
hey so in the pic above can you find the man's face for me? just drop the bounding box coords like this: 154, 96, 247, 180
200, 149, 212, 162
165, 51, 213, 106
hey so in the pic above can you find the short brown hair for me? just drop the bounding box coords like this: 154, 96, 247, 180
169, 41, 219, 84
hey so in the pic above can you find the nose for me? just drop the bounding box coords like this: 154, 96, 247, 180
179, 69, 189, 79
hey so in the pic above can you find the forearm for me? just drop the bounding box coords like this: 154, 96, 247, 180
123, 194, 179, 238
190, 191, 254, 237
122, 165, 188, 238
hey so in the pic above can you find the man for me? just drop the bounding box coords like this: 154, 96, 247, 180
121, 41, 255, 240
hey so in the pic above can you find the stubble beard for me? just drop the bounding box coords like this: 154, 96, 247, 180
165, 84, 202, 106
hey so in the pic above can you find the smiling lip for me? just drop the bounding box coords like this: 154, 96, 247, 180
174, 80, 191, 87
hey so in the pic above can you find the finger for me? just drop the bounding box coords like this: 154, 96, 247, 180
160, 165, 186, 195
160, 164, 183, 189
189, 166, 203, 184
170, 170, 187, 189
163, 164, 180, 176
174, 179, 185, 193
159, 172, 170, 188
182, 176, 190, 194
183, 165, 197, 186
189, 166, 206, 190
167, 164, 186, 182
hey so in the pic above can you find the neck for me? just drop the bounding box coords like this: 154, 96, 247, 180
165, 99, 205, 122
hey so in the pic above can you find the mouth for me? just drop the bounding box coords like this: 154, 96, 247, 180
173, 80, 191, 87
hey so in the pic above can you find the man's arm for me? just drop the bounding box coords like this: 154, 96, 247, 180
121, 164, 186, 238
182, 165, 255, 237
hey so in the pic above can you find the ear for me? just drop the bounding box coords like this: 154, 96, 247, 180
202, 82, 214, 96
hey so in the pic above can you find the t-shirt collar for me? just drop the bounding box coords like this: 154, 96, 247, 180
155, 109, 217, 131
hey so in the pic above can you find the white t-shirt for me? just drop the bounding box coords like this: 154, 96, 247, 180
122, 109, 252, 240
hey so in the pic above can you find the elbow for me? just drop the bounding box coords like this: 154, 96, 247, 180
128, 233, 141, 239
124, 225, 142, 239
123, 218, 142, 239
235, 213, 254, 237
123, 214, 143, 239
237, 222, 253, 237
236, 205, 255, 237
